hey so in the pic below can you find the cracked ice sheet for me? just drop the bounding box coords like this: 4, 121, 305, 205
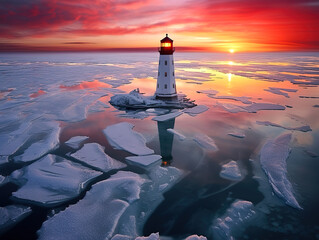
0, 205, 32, 235
152, 111, 183, 122
211, 200, 256, 240
264, 87, 298, 98
38, 171, 147, 240
256, 121, 312, 132
260, 133, 302, 209
14, 121, 61, 163
183, 105, 209, 116
193, 134, 218, 151
125, 155, 162, 168
65, 136, 89, 149
71, 143, 126, 172
103, 122, 154, 156
10, 154, 102, 207
219, 160, 242, 181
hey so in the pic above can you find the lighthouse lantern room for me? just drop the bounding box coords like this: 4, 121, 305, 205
155, 34, 177, 98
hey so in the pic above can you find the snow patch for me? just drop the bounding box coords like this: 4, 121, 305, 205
103, 122, 154, 156
71, 143, 126, 172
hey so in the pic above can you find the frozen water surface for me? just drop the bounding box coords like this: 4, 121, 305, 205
10, 154, 102, 207
0, 52, 319, 239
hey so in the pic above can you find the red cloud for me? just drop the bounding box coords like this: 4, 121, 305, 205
0, 0, 318, 51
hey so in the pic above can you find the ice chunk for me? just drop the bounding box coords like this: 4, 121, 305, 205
88, 100, 110, 113
152, 111, 183, 122
126, 155, 162, 167
10, 154, 102, 207
0, 205, 32, 235
0, 175, 9, 187
260, 133, 302, 209
71, 143, 126, 172
211, 95, 252, 104
256, 121, 312, 132
196, 90, 219, 96
244, 103, 285, 113
135, 233, 160, 240
265, 87, 297, 98
167, 128, 186, 141
111, 234, 133, 240
103, 122, 154, 155
118, 111, 149, 120
148, 166, 184, 192
0, 156, 9, 166
14, 121, 61, 163
193, 134, 218, 151
219, 161, 242, 181
65, 136, 89, 149
211, 200, 255, 240
227, 132, 245, 138
38, 171, 146, 240
183, 105, 209, 116
184, 235, 207, 240
216, 102, 246, 113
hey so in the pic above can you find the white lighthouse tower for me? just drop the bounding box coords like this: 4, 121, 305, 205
155, 34, 177, 98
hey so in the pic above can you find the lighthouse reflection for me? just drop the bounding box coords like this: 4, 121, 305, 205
157, 118, 175, 166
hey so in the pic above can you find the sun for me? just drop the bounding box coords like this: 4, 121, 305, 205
229, 49, 235, 53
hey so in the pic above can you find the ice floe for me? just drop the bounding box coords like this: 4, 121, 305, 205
227, 132, 245, 138
10, 154, 102, 207
184, 235, 207, 240
0, 175, 8, 187
71, 143, 126, 172
264, 87, 297, 98
212, 95, 252, 104
0, 156, 9, 166
135, 232, 160, 240
0, 205, 32, 235
65, 136, 89, 149
260, 133, 302, 209
38, 171, 146, 240
88, 100, 110, 113
125, 155, 162, 167
196, 90, 219, 96
245, 103, 286, 113
103, 122, 154, 155
256, 121, 312, 132
219, 160, 242, 181
14, 121, 61, 163
110, 89, 195, 109
193, 134, 218, 151
152, 111, 183, 122
211, 200, 256, 240
167, 128, 186, 141
183, 105, 209, 116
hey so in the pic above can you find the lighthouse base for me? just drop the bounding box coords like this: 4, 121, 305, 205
155, 93, 178, 100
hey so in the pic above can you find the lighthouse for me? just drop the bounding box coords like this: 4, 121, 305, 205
155, 34, 177, 98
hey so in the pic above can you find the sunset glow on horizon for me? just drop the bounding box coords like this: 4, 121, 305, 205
0, 0, 319, 52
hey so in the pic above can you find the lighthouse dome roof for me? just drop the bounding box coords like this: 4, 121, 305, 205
161, 34, 173, 43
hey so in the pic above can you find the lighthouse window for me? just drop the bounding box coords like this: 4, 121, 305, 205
157, 84, 159, 88
173, 84, 175, 88
165, 60, 167, 65
165, 72, 167, 77
172, 60, 174, 65
164, 84, 167, 89
158, 72, 160, 76
173, 72, 174, 76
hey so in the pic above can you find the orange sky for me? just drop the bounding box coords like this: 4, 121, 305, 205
0, 0, 319, 52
